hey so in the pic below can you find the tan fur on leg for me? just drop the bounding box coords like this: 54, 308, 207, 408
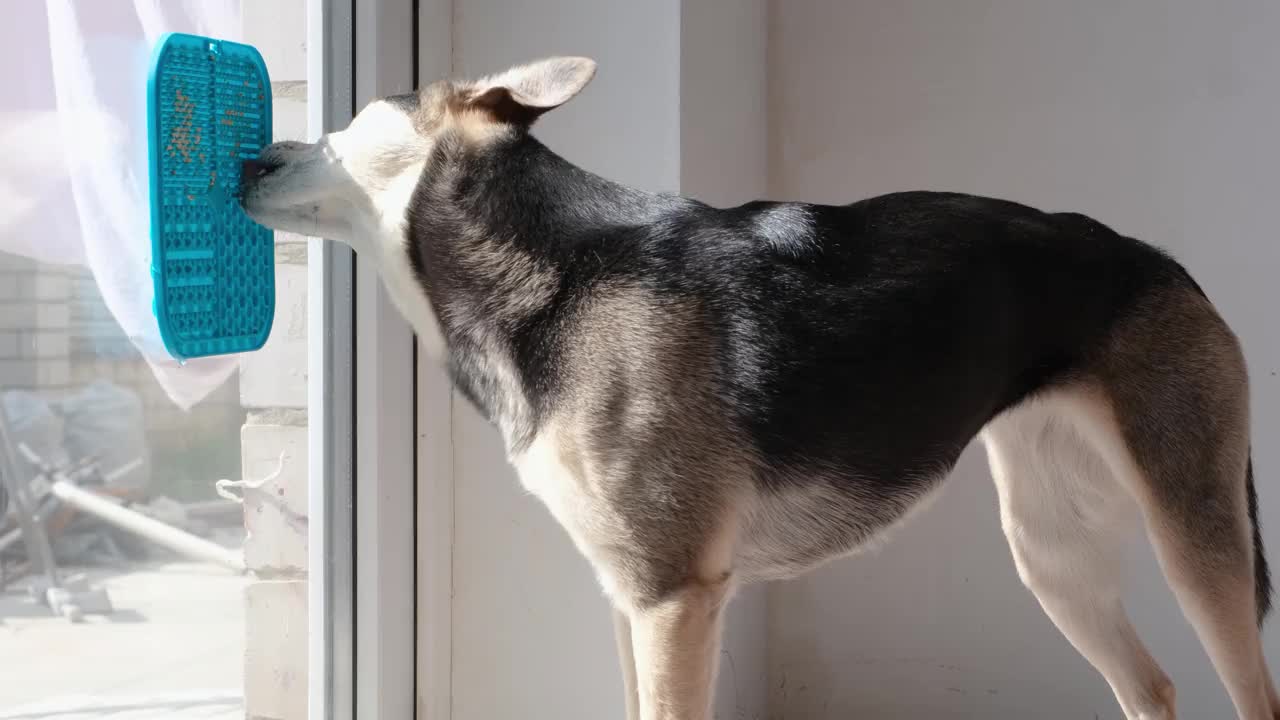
1085, 285, 1277, 719
983, 390, 1176, 720
1261, 648, 1280, 718
630, 576, 731, 720
614, 608, 641, 720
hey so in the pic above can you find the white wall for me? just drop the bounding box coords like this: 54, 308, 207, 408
447, 2, 769, 718
681, 0, 768, 207
767, 1, 1280, 718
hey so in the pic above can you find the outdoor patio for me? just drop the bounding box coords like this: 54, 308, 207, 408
0, 559, 245, 720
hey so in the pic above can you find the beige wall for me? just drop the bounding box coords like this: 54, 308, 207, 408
767, 1, 1280, 718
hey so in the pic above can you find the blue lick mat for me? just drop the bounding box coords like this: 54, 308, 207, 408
147, 33, 273, 359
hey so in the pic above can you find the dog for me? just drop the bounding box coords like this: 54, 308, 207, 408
240, 56, 1276, 720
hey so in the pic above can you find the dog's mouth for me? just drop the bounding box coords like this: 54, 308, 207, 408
238, 142, 302, 203
241, 156, 284, 185
238, 165, 299, 233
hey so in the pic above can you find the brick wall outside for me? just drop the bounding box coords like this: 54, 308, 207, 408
0, 250, 245, 499
0, 253, 72, 393
240, 3, 311, 718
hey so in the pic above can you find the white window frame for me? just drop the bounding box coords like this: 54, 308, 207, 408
307, 0, 355, 718
308, 1, 420, 718
415, 3, 456, 718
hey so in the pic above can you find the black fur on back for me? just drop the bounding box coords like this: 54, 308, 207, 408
406, 131, 1206, 498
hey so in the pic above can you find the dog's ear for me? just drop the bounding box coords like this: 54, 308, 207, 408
468, 57, 597, 124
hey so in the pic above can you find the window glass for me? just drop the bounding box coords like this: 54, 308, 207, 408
0, 3, 313, 718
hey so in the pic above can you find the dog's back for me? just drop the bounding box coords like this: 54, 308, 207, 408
674, 191, 1190, 486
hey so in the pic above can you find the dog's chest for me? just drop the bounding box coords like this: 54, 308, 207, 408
511, 432, 631, 598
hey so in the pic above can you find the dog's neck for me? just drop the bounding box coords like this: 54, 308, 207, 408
406, 131, 689, 449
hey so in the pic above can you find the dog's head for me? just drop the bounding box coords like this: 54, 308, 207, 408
238, 56, 597, 245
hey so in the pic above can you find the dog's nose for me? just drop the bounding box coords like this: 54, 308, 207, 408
240, 142, 308, 198
239, 156, 283, 200
241, 157, 280, 181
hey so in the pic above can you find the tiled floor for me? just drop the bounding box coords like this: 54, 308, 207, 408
0, 562, 245, 720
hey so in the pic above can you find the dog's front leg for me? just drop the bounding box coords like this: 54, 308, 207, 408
628, 577, 731, 720
613, 608, 641, 720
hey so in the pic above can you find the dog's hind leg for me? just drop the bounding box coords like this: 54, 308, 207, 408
1087, 286, 1276, 719
983, 393, 1176, 720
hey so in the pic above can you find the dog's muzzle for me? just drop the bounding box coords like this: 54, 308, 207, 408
239, 155, 283, 198
239, 140, 311, 199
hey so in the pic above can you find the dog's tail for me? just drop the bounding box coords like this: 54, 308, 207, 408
1248, 452, 1273, 625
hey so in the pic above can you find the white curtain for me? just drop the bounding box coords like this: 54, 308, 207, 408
0, 0, 245, 410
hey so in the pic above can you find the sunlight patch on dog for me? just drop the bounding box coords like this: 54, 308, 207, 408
754, 204, 816, 257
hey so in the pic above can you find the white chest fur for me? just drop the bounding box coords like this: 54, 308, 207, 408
511, 431, 630, 601
353, 161, 446, 359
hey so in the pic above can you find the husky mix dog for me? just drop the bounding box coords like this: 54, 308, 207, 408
240, 57, 1276, 720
